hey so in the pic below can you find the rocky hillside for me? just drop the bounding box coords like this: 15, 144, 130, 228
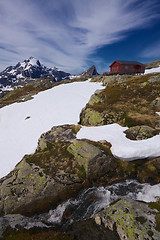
81, 73, 160, 129
0, 72, 160, 239
145, 59, 160, 69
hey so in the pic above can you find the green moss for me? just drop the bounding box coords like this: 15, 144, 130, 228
81, 108, 104, 125
107, 210, 139, 239
67, 141, 89, 172
141, 82, 148, 87
88, 94, 102, 106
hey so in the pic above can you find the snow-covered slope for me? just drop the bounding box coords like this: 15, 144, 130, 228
0, 81, 104, 178
145, 66, 160, 74
0, 80, 160, 178
0, 57, 70, 88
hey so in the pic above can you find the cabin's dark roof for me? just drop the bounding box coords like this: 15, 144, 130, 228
116, 60, 144, 66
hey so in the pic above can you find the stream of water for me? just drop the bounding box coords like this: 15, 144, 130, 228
46, 180, 160, 226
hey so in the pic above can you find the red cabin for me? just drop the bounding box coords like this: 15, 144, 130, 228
109, 60, 145, 75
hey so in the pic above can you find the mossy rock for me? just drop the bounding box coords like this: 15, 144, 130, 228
88, 90, 103, 106
80, 108, 104, 126
124, 125, 158, 140
0, 138, 86, 216
67, 140, 118, 181
67, 141, 103, 174
93, 198, 160, 240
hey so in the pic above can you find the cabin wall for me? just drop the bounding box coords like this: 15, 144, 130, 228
110, 63, 145, 74
110, 62, 121, 74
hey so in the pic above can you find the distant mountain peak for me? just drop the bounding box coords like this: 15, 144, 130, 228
82, 65, 99, 77
0, 57, 70, 89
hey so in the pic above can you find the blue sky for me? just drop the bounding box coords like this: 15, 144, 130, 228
0, 0, 160, 74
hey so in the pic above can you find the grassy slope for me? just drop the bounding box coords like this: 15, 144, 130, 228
85, 73, 160, 127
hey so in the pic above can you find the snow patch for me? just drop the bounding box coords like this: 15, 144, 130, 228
28, 57, 38, 66
0, 81, 104, 178
20, 62, 26, 68
17, 73, 24, 79
0, 86, 14, 91
145, 66, 160, 74
9, 69, 16, 75
77, 124, 160, 161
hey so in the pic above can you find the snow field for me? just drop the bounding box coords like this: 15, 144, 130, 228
0, 81, 104, 178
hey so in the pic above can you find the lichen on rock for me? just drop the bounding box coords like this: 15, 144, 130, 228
80, 108, 104, 126
93, 198, 160, 240
67, 140, 103, 174
124, 125, 158, 140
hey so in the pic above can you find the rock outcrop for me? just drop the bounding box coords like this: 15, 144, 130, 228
93, 198, 160, 240
145, 59, 160, 69
124, 125, 158, 140
0, 125, 118, 217
81, 65, 99, 77
80, 73, 160, 128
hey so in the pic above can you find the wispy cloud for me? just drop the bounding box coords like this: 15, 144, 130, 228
0, 0, 159, 73
141, 41, 160, 59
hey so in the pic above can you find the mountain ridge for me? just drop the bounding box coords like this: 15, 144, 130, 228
0, 57, 70, 88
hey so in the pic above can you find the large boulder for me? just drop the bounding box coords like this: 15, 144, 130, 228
93, 198, 160, 240
37, 124, 80, 150
0, 157, 83, 217
67, 140, 116, 179
0, 125, 85, 217
124, 125, 158, 140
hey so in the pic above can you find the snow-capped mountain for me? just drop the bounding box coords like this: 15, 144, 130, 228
0, 57, 70, 88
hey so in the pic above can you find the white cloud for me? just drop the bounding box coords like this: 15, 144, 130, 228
0, 0, 159, 73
